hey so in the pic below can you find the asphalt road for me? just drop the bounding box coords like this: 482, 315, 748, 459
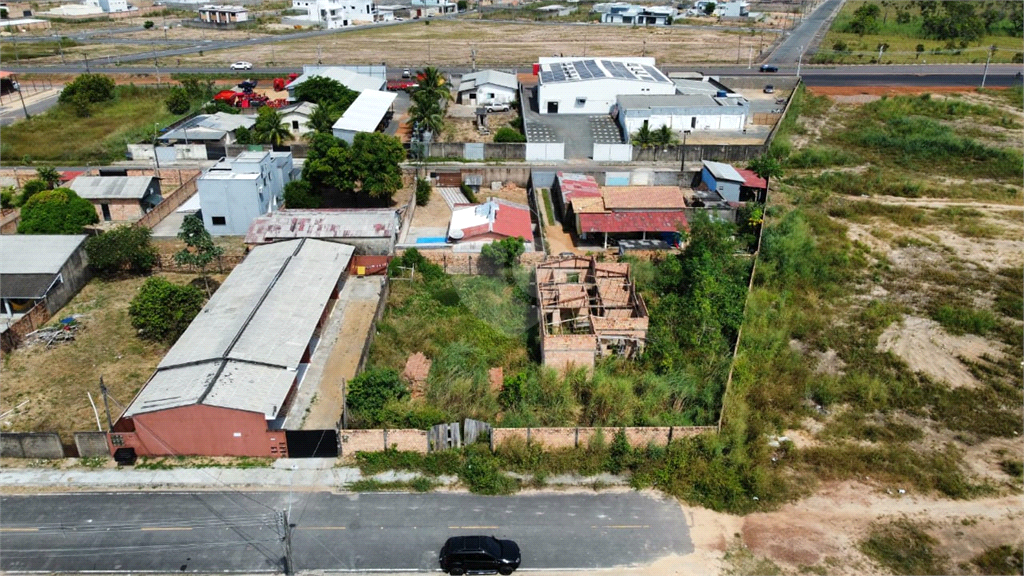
0, 491, 691, 573
768, 0, 845, 65
0, 91, 60, 126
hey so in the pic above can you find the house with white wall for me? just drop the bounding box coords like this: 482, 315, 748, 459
716, 0, 748, 17
197, 151, 295, 236
535, 57, 676, 115
290, 0, 376, 28
616, 92, 749, 134
595, 3, 675, 24
278, 102, 318, 137
456, 70, 518, 106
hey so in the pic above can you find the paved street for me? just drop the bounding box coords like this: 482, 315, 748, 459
768, 0, 845, 65
0, 491, 691, 573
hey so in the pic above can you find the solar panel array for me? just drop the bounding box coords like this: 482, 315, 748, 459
602, 60, 633, 79
643, 65, 668, 83
539, 60, 669, 84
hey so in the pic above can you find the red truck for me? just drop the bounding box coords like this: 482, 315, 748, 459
387, 79, 418, 91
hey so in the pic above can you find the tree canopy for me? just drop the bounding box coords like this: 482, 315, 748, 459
175, 214, 224, 294
128, 277, 206, 343
18, 188, 98, 234
252, 106, 292, 146
301, 131, 405, 203
293, 76, 359, 109
59, 74, 115, 105
85, 225, 159, 276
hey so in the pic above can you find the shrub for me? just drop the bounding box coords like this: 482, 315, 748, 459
347, 367, 408, 425
128, 277, 205, 343
283, 180, 320, 209
931, 304, 998, 336
460, 182, 478, 204
480, 236, 525, 272
85, 225, 159, 276
971, 545, 1023, 576
493, 126, 527, 143
859, 520, 948, 576
165, 86, 191, 114
58, 73, 116, 106
18, 188, 98, 234
143, 20, 154, 28
415, 177, 431, 207
460, 446, 519, 495
19, 179, 49, 206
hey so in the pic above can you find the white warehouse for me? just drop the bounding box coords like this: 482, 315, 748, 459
536, 57, 676, 115
616, 93, 750, 134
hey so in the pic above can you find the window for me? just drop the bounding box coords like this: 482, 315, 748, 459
212, 216, 227, 226
292, 120, 299, 129
575, 97, 587, 106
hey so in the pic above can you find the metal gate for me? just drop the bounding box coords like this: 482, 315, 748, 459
285, 429, 339, 458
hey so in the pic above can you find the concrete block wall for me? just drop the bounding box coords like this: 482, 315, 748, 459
0, 432, 65, 459
74, 432, 111, 458
340, 429, 385, 456
386, 429, 429, 453
394, 249, 547, 276
492, 426, 716, 451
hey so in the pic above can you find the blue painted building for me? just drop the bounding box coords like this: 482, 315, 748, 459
700, 160, 744, 203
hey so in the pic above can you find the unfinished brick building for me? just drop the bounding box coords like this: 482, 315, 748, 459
535, 256, 649, 371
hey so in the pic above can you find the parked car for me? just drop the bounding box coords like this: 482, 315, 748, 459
402, 68, 412, 78
763, 85, 775, 94
230, 61, 253, 70
485, 102, 510, 113
439, 536, 521, 575
759, 64, 778, 73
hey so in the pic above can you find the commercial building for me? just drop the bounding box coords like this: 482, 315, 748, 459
447, 198, 533, 247
285, 65, 386, 101
290, 0, 376, 28
197, 4, 249, 24
536, 256, 648, 372
535, 57, 676, 115
68, 175, 162, 222
197, 150, 295, 236
109, 239, 354, 458
245, 208, 401, 254
594, 2, 676, 24
616, 92, 749, 134
0, 235, 89, 323
456, 70, 518, 106
332, 89, 396, 144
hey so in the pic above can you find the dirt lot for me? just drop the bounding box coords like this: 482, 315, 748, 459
168, 20, 779, 68
0, 271, 225, 442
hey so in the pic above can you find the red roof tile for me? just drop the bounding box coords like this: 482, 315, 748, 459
578, 211, 689, 234
490, 199, 533, 240
736, 168, 767, 190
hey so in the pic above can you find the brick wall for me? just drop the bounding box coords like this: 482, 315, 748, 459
340, 429, 385, 456
386, 429, 429, 453
394, 249, 547, 275
0, 300, 51, 354
492, 426, 716, 451
94, 199, 145, 222
0, 208, 20, 234
135, 173, 199, 231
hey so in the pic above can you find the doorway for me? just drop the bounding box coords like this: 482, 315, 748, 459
547, 101, 559, 113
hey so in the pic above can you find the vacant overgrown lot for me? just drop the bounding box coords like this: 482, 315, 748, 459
0, 85, 183, 165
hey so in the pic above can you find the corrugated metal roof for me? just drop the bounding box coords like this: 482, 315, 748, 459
702, 160, 744, 182
69, 176, 155, 200
601, 186, 686, 210
244, 209, 399, 244
458, 70, 518, 92
578, 211, 688, 234
448, 198, 532, 242
556, 172, 602, 206
125, 239, 354, 420
332, 89, 397, 134
736, 168, 768, 189
287, 67, 385, 94
0, 235, 87, 275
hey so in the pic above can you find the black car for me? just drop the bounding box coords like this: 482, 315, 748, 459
439, 535, 521, 575
760, 64, 779, 73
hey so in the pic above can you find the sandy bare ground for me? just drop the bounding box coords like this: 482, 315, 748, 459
170, 20, 779, 68
878, 316, 1004, 390
410, 186, 454, 230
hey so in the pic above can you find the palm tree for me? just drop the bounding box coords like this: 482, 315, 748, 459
653, 125, 677, 160
253, 107, 291, 147
631, 124, 655, 160
416, 67, 453, 104
36, 167, 62, 190
305, 102, 339, 135
409, 97, 444, 139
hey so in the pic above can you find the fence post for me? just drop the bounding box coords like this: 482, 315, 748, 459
526, 427, 531, 446
668, 426, 673, 445
574, 427, 579, 448
383, 428, 388, 451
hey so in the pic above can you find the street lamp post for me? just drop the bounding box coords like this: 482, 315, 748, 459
54, 34, 65, 64
83, 53, 90, 73
15, 82, 30, 120
153, 123, 161, 171
797, 45, 804, 77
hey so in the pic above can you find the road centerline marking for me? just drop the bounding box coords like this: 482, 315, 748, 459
140, 527, 193, 532
0, 527, 39, 532
296, 526, 347, 530
448, 526, 499, 529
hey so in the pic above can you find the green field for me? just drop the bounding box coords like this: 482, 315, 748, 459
817, 0, 1023, 64
0, 85, 184, 165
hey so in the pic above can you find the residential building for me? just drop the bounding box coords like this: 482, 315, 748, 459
535, 4, 575, 17
700, 160, 744, 202
616, 93, 749, 134
457, 70, 518, 106
536, 256, 648, 372
278, 101, 318, 137
331, 89, 396, 144
570, 185, 688, 248
447, 198, 534, 247
285, 65, 386, 102
68, 175, 163, 222
409, 0, 456, 17
83, 0, 128, 12
716, 0, 749, 17
594, 2, 675, 24
735, 168, 768, 203
535, 57, 676, 115
245, 208, 401, 255
290, 0, 376, 29
0, 235, 90, 324
551, 172, 601, 221
198, 4, 249, 24
158, 112, 256, 145
109, 239, 354, 458
197, 150, 295, 236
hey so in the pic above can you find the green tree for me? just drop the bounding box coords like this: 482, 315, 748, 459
143, 20, 154, 28
234, 126, 256, 145
302, 133, 355, 193
58, 74, 115, 105
252, 107, 291, 146
128, 277, 205, 343
480, 236, 526, 272
283, 179, 321, 208
18, 188, 98, 234
19, 179, 49, 205
35, 167, 62, 190
85, 225, 159, 276
347, 367, 408, 425
849, 2, 882, 35
631, 124, 656, 159
703, 2, 716, 15
350, 132, 406, 200
747, 154, 784, 198
166, 86, 192, 114
408, 67, 452, 137
415, 177, 431, 207
292, 76, 358, 111
1, 187, 15, 209
654, 125, 677, 149
493, 126, 527, 143
174, 214, 224, 294
305, 102, 342, 134
921, 1, 985, 44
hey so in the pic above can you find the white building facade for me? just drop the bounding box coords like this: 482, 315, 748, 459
457, 70, 518, 106
197, 151, 295, 236
291, 0, 376, 28
616, 93, 749, 134
536, 57, 676, 115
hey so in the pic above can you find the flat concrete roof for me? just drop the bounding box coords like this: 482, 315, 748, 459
69, 176, 155, 200
0, 235, 87, 275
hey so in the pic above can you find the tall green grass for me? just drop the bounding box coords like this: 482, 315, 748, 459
860, 519, 949, 575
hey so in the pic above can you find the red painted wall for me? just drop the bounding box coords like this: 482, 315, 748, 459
108, 404, 287, 457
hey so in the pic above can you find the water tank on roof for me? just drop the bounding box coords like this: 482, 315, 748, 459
716, 90, 727, 97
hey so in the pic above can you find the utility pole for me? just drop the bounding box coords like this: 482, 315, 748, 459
16, 82, 30, 120
471, 47, 476, 71
83, 53, 90, 73
642, 39, 646, 58
153, 123, 161, 171
981, 45, 995, 88
736, 34, 741, 64
680, 129, 690, 176
797, 45, 804, 77
317, 44, 322, 65
748, 47, 753, 69
54, 34, 65, 64
99, 377, 114, 431
279, 510, 294, 575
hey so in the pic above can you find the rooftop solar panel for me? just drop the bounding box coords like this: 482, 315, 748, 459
643, 65, 668, 82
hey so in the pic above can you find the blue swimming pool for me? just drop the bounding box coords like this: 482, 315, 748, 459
416, 237, 448, 244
